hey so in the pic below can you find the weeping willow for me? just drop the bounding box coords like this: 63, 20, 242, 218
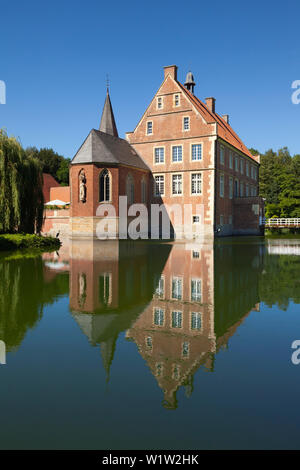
0, 130, 44, 233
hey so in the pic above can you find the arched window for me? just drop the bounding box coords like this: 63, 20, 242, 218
126, 173, 134, 205
99, 169, 111, 202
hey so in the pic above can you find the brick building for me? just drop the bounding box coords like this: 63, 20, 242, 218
43, 65, 264, 239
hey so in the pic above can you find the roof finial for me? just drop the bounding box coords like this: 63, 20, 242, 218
106, 74, 110, 93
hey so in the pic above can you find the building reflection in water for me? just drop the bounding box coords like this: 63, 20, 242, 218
55, 238, 263, 409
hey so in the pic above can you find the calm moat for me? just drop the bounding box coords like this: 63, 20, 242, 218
0, 236, 300, 449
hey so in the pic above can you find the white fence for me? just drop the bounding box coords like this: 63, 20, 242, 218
265, 218, 300, 227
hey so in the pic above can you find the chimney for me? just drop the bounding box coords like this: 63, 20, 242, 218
205, 97, 216, 114
222, 114, 229, 124
164, 65, 178, 81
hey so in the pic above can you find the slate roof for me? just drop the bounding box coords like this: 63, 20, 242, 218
71, 129, 150, 170
99, 90, 118, 137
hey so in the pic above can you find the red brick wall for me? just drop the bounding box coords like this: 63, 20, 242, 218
50, 186, 70, 203
42, 173, 60, 202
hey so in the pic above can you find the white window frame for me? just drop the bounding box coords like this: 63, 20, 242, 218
174, 94, 180, 107
190, 312, 202, 331
156, 96, 163, 110
153, 307, 165, 326
171, 173, 183, 196
171, 310, 183, 329
146, 121, 153, 135
183, 116, 190, 131
153, 146, 165, 165
191, 172, 202, 195
171, 145, 183, 163
190, 278, 202, 302
154, 174, 165, 197
190, 143, 202, 161
171, 276, 183, 300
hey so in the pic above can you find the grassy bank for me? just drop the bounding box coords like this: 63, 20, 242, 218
0, 234, 61, 252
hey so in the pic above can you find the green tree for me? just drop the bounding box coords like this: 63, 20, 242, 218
0, 130, 44, 234
26, 146, 69, 185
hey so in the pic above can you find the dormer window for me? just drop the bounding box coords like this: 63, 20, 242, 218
183, 116, 190, 131
157, 97, 163, 109
147, 121, 153, 135
174, 94, 180, 107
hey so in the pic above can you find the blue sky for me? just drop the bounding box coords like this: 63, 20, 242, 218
1, 0, 300, 158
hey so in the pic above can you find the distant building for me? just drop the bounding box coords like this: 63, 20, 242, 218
43, 65, 264, 239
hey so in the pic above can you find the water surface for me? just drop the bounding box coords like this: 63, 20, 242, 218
0, 237, 300, 449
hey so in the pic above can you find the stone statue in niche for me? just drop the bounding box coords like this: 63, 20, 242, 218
79, 170, 86, 202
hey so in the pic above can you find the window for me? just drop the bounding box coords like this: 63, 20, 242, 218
220, 174, 224, 197
229, 215, 233, 225
246, 184, 249, 197
229, 176, 233, 199
154, 308, 164, 326
172, 145, 183, 162
126, 174, 134, 204
240, 158, 244, 174
229, 152, 233, 169
191, 143, 202, 161
157, 97, 163, 109
191, 173, 202, 194
141, 178, 147, 204
147, 121, 153, 135
191, 279, 201, 302
246, 162, 249, 177
192, 250, 200, 258
172, 174, 182, 195
154, 147, 164, 164
220, 146, 225, 165
99, 169, 110, 202
156, 363, 163, 376
234, 179, 239, 197
235, 156, 239, 172
99, 273, 111, 306
240, 181, 244, 197
172, 311, 183, 328
155, 276, 164, 298
145, 336, 152, 350
183, 117, 190, 131
220, 215, 224, 225
193, 215, 200, 224
154, 175, 164, 196
174, 94, 180, 106
253, 166, 257, 180
182, 341, 189, 358
173, 365, 180, 380
191, 312, 202, 331
172, 277, 183, 300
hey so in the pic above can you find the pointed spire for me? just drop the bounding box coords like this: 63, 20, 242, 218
100, 336, 117, 383
99, 88, 118, 137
